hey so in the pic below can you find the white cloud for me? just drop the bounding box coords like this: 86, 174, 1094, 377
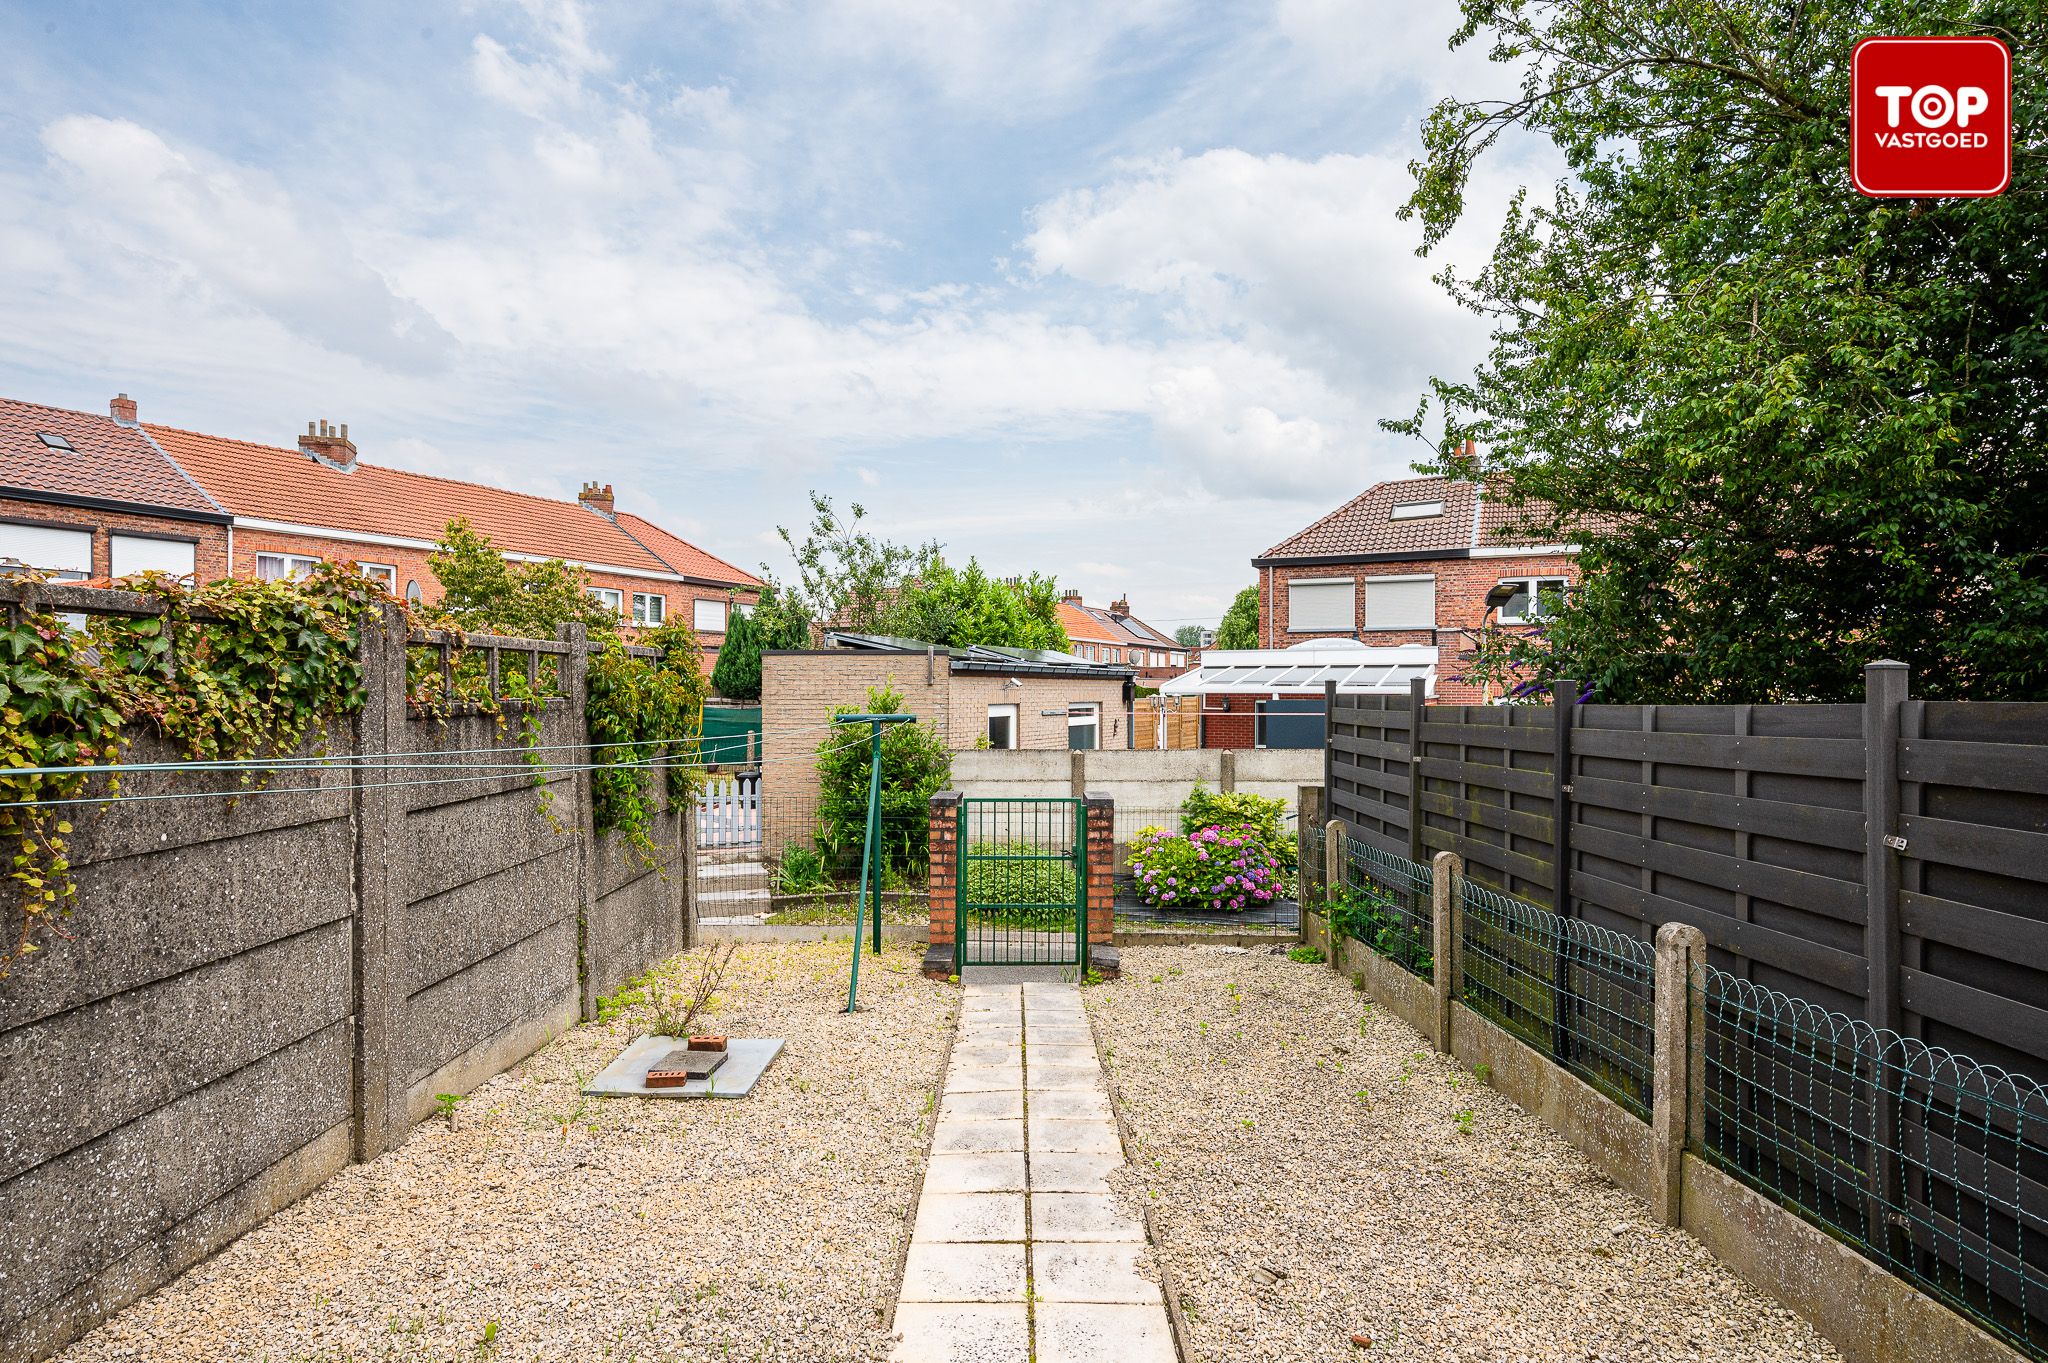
38, 116, 456, 371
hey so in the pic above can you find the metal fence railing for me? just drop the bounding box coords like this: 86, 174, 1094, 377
1459, 881, 1656, 1119
1698, 967, 2048, 1359
1331, 835, 1433, 980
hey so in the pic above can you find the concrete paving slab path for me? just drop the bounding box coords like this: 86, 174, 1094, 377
891, 982, 1174, 1363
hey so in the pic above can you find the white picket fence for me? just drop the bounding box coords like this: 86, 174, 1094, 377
696, 771, 762, 848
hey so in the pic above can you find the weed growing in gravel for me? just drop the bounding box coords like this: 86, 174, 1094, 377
1355, 1088, 1370, 1104
1452, 1108, 1476, 1135
434, 1092, 463, 1126
1473, 1062, 1492, 1084
475, 1318, 499, 1357
1287, 945, 1325, 964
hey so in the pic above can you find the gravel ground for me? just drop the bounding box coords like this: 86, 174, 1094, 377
1086, 945, 1842, 1363
60, 941, 953, 1363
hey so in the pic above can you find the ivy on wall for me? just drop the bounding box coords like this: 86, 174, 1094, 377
0, 564, 384, 970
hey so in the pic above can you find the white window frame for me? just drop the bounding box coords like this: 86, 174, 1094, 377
1067, 702, 1101, 751
1287, 576, 1356, 632
588, 586, 624, 614
1494, 576, 1570, 625
1362, 573, 1436, 631
1389, 499, 1445, 520
356, 562, 397, 591
693, 597, 727, 633
256, 552, 321, 582
986, 703, 1019, 750
632, 592, 666, 627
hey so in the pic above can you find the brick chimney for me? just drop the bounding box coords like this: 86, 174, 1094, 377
579, 481, 615, 517
298, 419, 357, 470
1110, 596, 1130, 615
1061, 589, 1083, 605
109, 393, 138, 425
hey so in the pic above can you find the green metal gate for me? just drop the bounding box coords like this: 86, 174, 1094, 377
956, 797, 1086, 969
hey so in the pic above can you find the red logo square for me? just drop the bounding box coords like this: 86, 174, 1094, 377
1852, 37, 2011, 197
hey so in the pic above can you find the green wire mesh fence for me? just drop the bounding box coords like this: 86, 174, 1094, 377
1458, 881, 1656, 1119
1298, 818, 1326, 914
1331, 835, 1433, 980
1698, 967, 2048, 1358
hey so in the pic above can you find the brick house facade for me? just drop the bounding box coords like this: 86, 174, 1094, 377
1, 396, 231, 583
1252, 475, 1580, 705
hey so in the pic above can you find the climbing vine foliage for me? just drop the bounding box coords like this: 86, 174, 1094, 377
0, 564, 384, 970
585, 621, 709, 856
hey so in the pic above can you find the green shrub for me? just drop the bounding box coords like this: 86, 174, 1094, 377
1328, 883, 1431, 974
1179, 784, 1294, 871
815, 684, 951, 879
961, 842, 1078, 929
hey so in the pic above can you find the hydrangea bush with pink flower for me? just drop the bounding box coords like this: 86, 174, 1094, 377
1127, 822, 1283, 913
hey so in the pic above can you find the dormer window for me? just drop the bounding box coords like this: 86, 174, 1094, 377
1389, 499, 1444, 520
36, 432, 75, 451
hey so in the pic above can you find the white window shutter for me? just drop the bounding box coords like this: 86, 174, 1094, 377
1288, 579, 1354, 631
1363, 577, 1435, 630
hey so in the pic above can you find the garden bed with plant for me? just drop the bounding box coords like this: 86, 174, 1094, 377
57, 940, 954, 1363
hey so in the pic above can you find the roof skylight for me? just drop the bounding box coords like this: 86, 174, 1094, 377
36, 432, 75, 452
1389, 499, 1444, 520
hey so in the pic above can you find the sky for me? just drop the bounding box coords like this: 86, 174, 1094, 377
0, 0, 1559, 632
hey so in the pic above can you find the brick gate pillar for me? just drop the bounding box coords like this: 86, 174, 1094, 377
1083, 791, 1120, 979
922, 791, 961, 979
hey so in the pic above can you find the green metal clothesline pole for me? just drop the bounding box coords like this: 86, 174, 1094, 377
834, 712, 915, 1013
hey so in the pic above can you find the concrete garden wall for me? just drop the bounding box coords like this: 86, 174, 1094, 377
0, 611, 696, 1363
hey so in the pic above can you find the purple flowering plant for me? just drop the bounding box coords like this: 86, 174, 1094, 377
1128, 822, 1282, 913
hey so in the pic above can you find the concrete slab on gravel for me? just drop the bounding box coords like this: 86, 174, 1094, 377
889, 1303, 1029, 1363
922, 1152, 1029, 1194
1026, 1117, 1121, 1155
1031, 1244, 1157, 1304
939, 1091, 1026, 1121
912, 1193, 1027, 1244
1027, 1089, 1112, 1120
946, 1064, 1025, 1093
1030, 1193, 1145, 1243
900, 1243, 1029, 1303
1027, 1152, 1120, 1192
1034, 1303, 1177, 1363
931, 1118, 1027, 1153
582, 1035, 784, 1098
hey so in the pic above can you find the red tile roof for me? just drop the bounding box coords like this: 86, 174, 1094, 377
145, 422, 755, 585
1059, 600, 1126, 645
0, 398, 226, 520
1256, 476, 1571, 562
615, 511, 760, 587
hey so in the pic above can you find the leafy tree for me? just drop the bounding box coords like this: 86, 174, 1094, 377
880, 559, 1070, 651
1213, 585, 1261, 650
1174, 624, 1205, 649
767, 492, 939, 634
1390, 1, 2048, 702
708, 596, 763, 700
814, 684, 951, 878
427, 518, 620, 639
757, 492, 1069, 652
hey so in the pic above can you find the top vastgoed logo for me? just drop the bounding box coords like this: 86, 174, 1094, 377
1851, 36, 2012, 197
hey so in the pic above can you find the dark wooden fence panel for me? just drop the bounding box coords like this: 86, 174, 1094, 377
1324, 673, 2048, 1083
1898, 700, 2048, 1079
1326, 690, 1414, 856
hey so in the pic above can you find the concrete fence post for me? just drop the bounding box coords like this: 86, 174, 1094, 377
1323, 817, 1346, 973
1219, 749, 1237, 793
558, 623, 601, 1021
1652, 921, 1708, 1226
1431, 850, 1463, 1052
351, 602, 409, 1160
1296, 785, 1324, 943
